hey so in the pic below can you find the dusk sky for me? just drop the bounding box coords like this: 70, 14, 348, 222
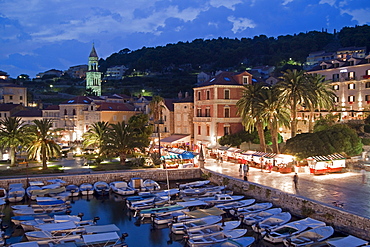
1, 0, 369, 78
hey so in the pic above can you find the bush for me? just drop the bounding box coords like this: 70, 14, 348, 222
362, 138, 370, 145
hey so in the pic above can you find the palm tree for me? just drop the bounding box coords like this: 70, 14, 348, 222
82, 121, 110, 157
107, 121, 135, 166
278, 69, 313, 138
27, 119, 61, 170
149, 95, 165, 154
306, 74, 336, 132
256, 86, 290, 153
236, 83, 267, 152
0, 117, 29, 166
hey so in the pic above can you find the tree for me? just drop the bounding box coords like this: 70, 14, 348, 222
237, 83, 267, 152
0, 117, 29, 166
148, 95, 165, 153
305, 74, 336, 132
278, 69, 313, 138
256, 85, 290, 153
27, 119, 61, 170
107, 115, 151, 165
82, 121, 110, 158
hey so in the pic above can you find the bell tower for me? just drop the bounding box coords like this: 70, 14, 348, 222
86, 43, 102, 96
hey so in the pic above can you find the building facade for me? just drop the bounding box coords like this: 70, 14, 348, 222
193, 71, 252, 148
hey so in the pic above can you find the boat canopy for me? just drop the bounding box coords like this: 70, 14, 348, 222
38, 221, 76, 231
83, 232, 120, 244
84, 224, 120, 234
184, 207, 225, 218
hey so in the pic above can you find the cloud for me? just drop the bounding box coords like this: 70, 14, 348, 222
282, 0, 294, 6
319, 0, 336, 6
209, 0, 243, 10
227, 16, 256, 33
340, 8, 370, 25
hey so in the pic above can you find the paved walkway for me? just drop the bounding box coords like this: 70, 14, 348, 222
204, 158, 370, 219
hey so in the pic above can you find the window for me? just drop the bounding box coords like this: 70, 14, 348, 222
205, 108, 210, 117
85, 116, 89, 120
123, 115, 127, 121
349, 61, 354, 66
348, 95, 355, 102
321, 65, 327, 70
9, 96, 12, 100
224, 126, 230, 135
197, 108, 202, 117
367, 70, 370, 76
243, 76, 249, 85
197, 91, 201, 100
348, 83, 355, 89
332, 74, 339, 82
348, 71, 356, 80
206, 126, 210, 136
113, 115, 117, 121
4, 113, 6, 117
91, 106, 94, 110
366, 82, 370, 88
333, 63, 339, 68
198, 125, 201, 135
224, 107, 230, 118
224, 90, 230, 99
333, 84, 339, 90
20, 96, 23, 100
64, 109, 67, 115
206, 90, 210, 100
333, 96, 339, 102
164, 115, 167, 121
72, 109, 76, 115
366, 95, 370, 102
0, 113, 1, 117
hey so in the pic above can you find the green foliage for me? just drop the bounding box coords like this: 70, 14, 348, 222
362, 138, 370, 145
218, 129, 283, 147
285, 124, 362, 159
364, 125, 370, 133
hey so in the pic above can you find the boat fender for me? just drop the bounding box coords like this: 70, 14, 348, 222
121, 232, 129, 241
173, 216, 178, 223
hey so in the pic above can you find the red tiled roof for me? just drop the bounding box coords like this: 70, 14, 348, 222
0, 103, 21, 111
44, 105, 59, 110
60, 96, 92, 104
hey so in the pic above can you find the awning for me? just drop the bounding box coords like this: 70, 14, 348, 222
161, 154, 180, 160
160, 134, 190, 144
179, 151, 195, 159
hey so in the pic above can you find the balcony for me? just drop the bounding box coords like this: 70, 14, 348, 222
363, 75, 370, 79
193, 116, 211, 122
345, 76, 357, 81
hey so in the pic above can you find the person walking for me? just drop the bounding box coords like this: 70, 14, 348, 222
293, 173, 298, 191
243, 163, 249, 176
239, 164, 243, 177
361, 168, 367, 184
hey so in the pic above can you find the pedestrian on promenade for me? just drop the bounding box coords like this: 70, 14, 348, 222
293, 173, 298, 190
220, 157, 223, 163
239, 164, 243, 177
243, 163, 249, 176
361, 168, 367, 184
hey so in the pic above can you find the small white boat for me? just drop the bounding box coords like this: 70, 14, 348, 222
65, 184, 80, 197
179, 180, 210, 189
199, 194, 244, 204
138, 204, 184, 219
216, 199, 255, 211
187, 228, 247, 247
142, 179, 161, 191
283, 226, 334, 246
0, 187, 7, 200
93, 181, 110, 195
79, 183, 94, 195
128, 177, 143, 191
263, 217, 326, 243
171, 215, 222, 234
186, 220, 241, 238
8, 183, 25, 202
243, 208, 283, 225
252, 212, 292, 233
81, 231, 124, 246
180, 185, 226, 196
316, 235, 369, 247
25, 221, 82, 241
212, 236, 255, 247
26, 185, 43, 200
230, 202, 273, 216
110, 181, 136, 196
154, 211, 190, 225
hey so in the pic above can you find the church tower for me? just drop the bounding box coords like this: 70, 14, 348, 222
86, 43, 102, 96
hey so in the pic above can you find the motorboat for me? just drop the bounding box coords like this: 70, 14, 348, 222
26, 181, 44, 200
211, 236, 255, 247
186, 220, 241, 238
128, 177, 143, 191
243, 208, 283, 225
142, 179, 161, 191
25, 221, 84, 241
252, 212, 292, 233
93, 181, 110, 195
79, 183, 94, 195
179, 180, 210, 189
180, 185, 225, 197
309, 235, 369, 247
65, 184, 80, 197
0, 187, 7, 201
154, 210, 190, 225
110, 181, 136, 196
263, 217, 326, 243
128, 196, 169, 211
198, 194, 244, 204
230, 202, 273, 216
215, 199, 255, 211
138, 204, 184, 219
11, 198, 66, 210
8, 183, 25, 202
283, 226, 334, 246
186, 228, 247, 247
12, 199, 69, 216
171, 215, 222, 234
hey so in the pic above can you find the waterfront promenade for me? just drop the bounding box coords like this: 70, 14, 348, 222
204, 158, 370, 219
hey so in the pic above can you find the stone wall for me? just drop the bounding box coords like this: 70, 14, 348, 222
0, 168, 202, 189
201, 168, 370, 241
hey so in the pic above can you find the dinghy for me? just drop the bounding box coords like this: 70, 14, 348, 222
211, 236, 255, 247
322, 235, 369, 247
0, 187, 7, 201
8, 183, 25, 202
215, 199, 255, 211
243, 208, 282, 225
186, 220, 241, 238
65, 184, 80, 197
93, 181, 110, 195
252, 212, 292, 233
142, 179, 161, 191
138, 204, 184, 219
110, 181, 136, 196
179, 180, 210, 189
263, 217, 326, 243
283, 226, 334, 246
171, 215, 222, 234
79, 183, 94, 195
186, 228, 247, 247
198, 194, 244, 204
230, 202, 273, 216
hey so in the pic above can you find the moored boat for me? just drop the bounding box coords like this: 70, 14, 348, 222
186, 220, 241, 238
283, 226, 334, 246
65, 184, 80, 197
230, 202, 273, 216
243, 208, 283, 225
252, 212, 292, 233
186, 228, 248, 247
8, 183, 25, 203
93, 181, 110, 195
171, 215, 222, 234
79, 183, 94, 195
110, 181, 136, 196
142, 179, 161, 191
215, 199, 255, 211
